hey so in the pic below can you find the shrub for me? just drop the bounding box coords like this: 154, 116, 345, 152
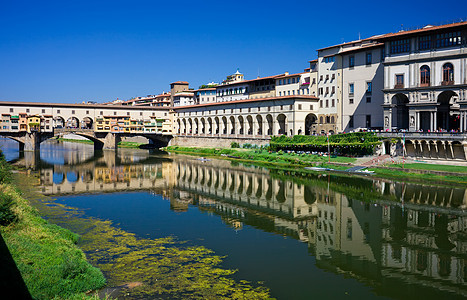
0, 193, 17, 226
231, 142, 240, 148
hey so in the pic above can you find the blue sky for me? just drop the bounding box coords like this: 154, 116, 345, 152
0, 0, 465, 103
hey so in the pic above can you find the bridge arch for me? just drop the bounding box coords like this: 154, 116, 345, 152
81, 117, 93, 129
66, 117, 79, 129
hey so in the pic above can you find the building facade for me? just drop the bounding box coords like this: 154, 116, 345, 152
381, 22, 467, 133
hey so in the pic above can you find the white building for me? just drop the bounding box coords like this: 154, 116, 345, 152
381, 21, 467, 133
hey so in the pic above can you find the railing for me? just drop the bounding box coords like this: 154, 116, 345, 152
441, 80, 454, 86
394, 83, 404, 89
378, 132, 467, 140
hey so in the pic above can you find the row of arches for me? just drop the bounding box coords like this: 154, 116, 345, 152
53, 116, 93, 129
177, 113, 318, 136
390, 90, 463, 132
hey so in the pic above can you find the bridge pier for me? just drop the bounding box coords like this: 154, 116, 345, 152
24, 132, 41, 151
102, 133, 121, 150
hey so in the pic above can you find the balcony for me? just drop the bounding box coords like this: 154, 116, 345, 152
420, 83, 430, 87
394, 83, 404, 89
441, 80, 454, 86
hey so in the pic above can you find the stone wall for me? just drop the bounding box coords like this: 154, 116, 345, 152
169, 135, 271, 148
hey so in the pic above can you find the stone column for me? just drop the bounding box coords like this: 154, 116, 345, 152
433, 111, 438, 131
24, 132, 40, 151
463, 142, 467, 160
103, 132, 121, 150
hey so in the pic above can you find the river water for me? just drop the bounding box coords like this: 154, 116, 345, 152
1, 138, 466, 299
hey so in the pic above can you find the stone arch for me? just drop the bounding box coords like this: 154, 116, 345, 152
256, 115, 263, 135
437, 90, 459, 131
200, 118, 206, 134
238, 116, 244, 135
266, 114, 273, 135
53, 116, 65, 128
391, 93, 409, 130
246, 115, 253, 135
229, 116, 236, 135
305, 113, 317, 135
221, 116, 227, 134
194, 118, 199, 134
81, 117, 93, 129
188, 118, 193, 134
66, 117, 79, 129
277, 114, 287, 135
182, 118, 187, 134
207, 117, 212, 134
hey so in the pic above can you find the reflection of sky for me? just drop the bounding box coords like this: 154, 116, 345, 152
0, 138, 20, 161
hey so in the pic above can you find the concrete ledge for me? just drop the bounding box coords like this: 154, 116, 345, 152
170, 135, 271, 148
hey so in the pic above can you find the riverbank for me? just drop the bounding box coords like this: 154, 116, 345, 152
0, 155, 106, 299
164, 146, 467, 186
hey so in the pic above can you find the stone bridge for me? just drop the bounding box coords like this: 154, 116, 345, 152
0, 128, 173, 151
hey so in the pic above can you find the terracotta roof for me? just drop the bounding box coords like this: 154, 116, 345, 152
195, 87, 217, 91
337, 42, 384, 55
377, 21, 467, 40
171, 81, 189, 85
276, 72, 307, 79
0, 101, 170, 111
173, 95, 319, 110
308, 59, 318, 63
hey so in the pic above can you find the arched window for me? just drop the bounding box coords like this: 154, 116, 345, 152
442, 63, 454, 84
319, 116, 323, 124
331, 116, 335, 123
326, 116, 330, 123
420, 65, 430, 86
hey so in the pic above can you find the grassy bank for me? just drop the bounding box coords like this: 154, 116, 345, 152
57, 138, 145, 148
165, 146, 467, 186
165, 146, 356, 167
0, 154, 106, 299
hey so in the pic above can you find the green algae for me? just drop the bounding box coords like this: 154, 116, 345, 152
19, 174, 273, 299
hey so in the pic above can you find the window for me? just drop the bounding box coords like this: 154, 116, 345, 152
114, 111, 117, 116
320, 100, 323, 108
366, 81, 372, 94
331, 86, 335, 94
9, 108, 13, 113
390, 39, 410, 54
366, 115, 371, 128
436, 31, 462, 48
326, 116, 330, 123
349, 83, 354, 95
349, 98, 354, 104
349, 56, 355, 68
26, 109, 30, 113
127, 112, 130, 116
320, 116, 323, 124
310, 105, 313, 110
420, 65, 430, 86
140, 112, 143, 116
290, 105, 293, 110
320, 75, 323, 81
42, 109, 45, 113
395, 74, 404, 88
326, 74, 329, 81
326, 100, 329, 108
325, 87, 329, 94
319, 88, 323, 95
442, 63, 454, 84
278, 91, 282, 96
279, 79, 282, 85
100, 111, 103, 115
419, 35, 431, 50
331, 99, 335, 107
287, 78, 291, 84
366, 52, 372, 65
366, 97, 371, 103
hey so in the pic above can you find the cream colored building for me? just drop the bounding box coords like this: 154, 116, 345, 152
174, 95, 319, 137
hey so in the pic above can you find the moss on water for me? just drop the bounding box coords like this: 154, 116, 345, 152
18, 173, 273, 299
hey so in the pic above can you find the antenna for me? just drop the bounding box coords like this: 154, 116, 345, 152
358, 32, 361, 40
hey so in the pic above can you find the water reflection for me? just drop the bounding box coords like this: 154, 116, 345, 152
9, 143, 467, 299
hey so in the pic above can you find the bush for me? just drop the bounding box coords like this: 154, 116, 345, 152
0, 152, 11, 184
231, 142, 240, 148
0, 193, 17, 226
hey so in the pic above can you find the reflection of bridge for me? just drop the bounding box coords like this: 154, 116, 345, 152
0, 101, 173, 151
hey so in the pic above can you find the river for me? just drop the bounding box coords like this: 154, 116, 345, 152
1, 137, 466, 299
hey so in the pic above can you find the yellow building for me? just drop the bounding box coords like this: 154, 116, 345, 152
27, 115, 41, 132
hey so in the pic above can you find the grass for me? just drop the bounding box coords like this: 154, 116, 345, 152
386, 162, 467, 173
165, 146, 356, 167
369, 167, 467, 186
0, 154, 106, 299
